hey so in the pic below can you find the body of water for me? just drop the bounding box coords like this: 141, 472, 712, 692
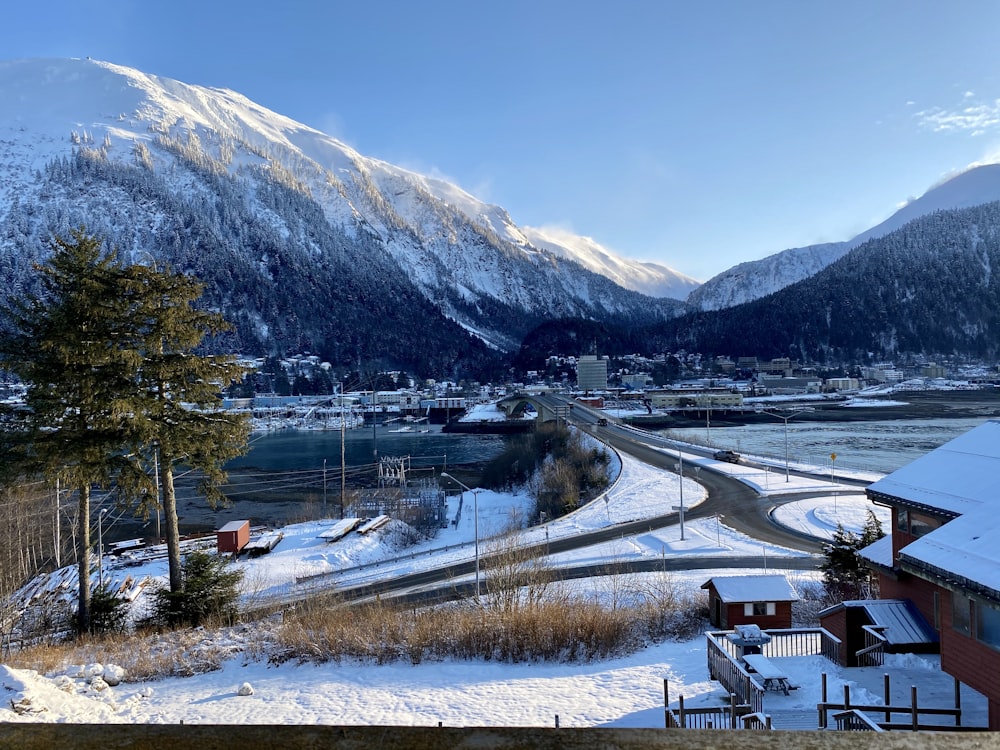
155, 413, 989, 535
226, 424, 507, 474
660, 416, 993, 475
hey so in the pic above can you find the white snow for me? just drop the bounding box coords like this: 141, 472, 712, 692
3, 428, 951, 728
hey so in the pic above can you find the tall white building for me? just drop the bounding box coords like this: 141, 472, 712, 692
577, 355, 608, 392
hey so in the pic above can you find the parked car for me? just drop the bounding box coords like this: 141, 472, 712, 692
713, 449, 741, 463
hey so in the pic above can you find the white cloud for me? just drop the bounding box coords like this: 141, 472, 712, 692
916, 96, 1000, 135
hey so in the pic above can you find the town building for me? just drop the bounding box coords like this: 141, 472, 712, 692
576, 355, 608, 392
645, 387, 743, 410
859, 419, 1000, 729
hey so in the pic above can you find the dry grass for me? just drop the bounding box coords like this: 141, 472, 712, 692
4, 571, 710, 681
273, 582, 708, 666
5, 618, 278, 681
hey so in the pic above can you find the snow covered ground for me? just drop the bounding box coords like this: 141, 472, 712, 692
4, 431, 957, 728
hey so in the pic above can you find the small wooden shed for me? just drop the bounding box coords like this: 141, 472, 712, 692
217, 520, 250, 554
702, 574, 798, 630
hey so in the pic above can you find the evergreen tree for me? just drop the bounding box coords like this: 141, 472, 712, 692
821, 514, 885, 603
0, 229, 147, 631
150, 549, 243, 626
124, 263, 250, 596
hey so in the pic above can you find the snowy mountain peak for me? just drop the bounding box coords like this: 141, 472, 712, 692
688, 162, 1000, 311
0, 57, 687, 366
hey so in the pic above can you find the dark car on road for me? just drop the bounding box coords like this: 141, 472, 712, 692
713, 449, 741, 463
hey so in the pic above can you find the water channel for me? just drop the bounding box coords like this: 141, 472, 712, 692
154, 409, 995, 535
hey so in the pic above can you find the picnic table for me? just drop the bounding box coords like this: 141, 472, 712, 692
743, 654, 792, 695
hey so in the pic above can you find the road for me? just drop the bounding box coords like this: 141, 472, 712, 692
263, 395, 867, 610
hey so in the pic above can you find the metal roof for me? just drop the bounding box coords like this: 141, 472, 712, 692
827, 599, 938, 646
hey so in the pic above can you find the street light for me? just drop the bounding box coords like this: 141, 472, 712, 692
674, 452, 686, 541
440, 472, 480, 598
97, 508, 108, 588
754, 406, 814, 482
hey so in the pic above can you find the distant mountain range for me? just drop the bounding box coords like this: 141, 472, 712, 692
3, 57, 1000, 375
688, 163, 1000, 311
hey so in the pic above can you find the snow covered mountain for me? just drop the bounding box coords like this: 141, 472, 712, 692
520, 226, 700, 299
687, 163, 1000, 311
0, 58, 685, 372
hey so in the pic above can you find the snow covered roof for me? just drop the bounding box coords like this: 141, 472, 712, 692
898, 513, 1000, 600
867, 419, 1000, 516
858, 534, 894, 569
701, 574, 798, 602
867, 419, 1000, 599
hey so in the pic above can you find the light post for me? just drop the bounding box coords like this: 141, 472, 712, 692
441, 472, 479, 598
673, 452, 685, 541
97, 508, 108, 588
754, 406, 813, 482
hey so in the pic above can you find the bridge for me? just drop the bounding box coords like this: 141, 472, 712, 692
496, 392, 572, 424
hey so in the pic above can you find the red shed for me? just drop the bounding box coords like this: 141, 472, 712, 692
217, 520, 250, 554
702, 574, 798, 630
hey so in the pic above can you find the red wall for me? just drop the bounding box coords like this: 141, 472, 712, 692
939, 591, 1000, 730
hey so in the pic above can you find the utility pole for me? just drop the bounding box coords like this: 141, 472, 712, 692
54, 478, 60, 569
340, 383, 346, 518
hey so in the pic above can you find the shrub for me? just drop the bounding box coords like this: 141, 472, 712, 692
150, 550, 243, 627
88, 584, 130, 634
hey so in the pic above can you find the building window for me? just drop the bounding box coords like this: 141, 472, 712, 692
976, 603, 1000, 650
952, 593, 972, 635
744, 602, 776, 616
896, 509, 909, 532
908, 512, 940, 538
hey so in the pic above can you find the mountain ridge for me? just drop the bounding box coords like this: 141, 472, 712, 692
0, 57, 687, 375
688, 163, 1000, 311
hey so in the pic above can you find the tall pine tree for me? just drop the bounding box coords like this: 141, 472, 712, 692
0, 230, 147, 631
124, 262, 250, 598
2, 229, 250, 630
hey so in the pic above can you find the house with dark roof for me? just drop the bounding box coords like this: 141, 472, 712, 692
701, 574, 798, 630
858, 418, 1000, 730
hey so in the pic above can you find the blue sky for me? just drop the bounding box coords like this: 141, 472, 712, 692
4, 1, 1000, 280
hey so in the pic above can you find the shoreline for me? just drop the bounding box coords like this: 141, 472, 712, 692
623, 389, 1000, 429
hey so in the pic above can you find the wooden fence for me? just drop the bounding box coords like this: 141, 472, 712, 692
663, 682, 753, 729
817, 672, 979, 731
705, 627, 842, 716
833, 709, 884, 731
705, 631, 765, 714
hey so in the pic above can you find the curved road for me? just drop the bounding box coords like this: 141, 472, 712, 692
262, 396, 873, 609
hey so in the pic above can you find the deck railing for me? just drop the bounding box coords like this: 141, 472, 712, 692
663, 684, 753, 729
833, 709, 884, 731
856, 625, 887, 667
705, 631, 765, 714
740, 712, 773, 730
706, 628, 842, 717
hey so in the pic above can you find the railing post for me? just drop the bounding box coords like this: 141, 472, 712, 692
679, 694, 685, 729
884, 673, 891, 724
911, 685, 918, 731
955, 676, 962, 726
819, 673, 828, 729
663, 679, 669, 729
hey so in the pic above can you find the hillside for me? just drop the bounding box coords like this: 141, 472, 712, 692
688, 163, 1000, 312
0, 58, 686, 376
656, 200, 1000, 362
